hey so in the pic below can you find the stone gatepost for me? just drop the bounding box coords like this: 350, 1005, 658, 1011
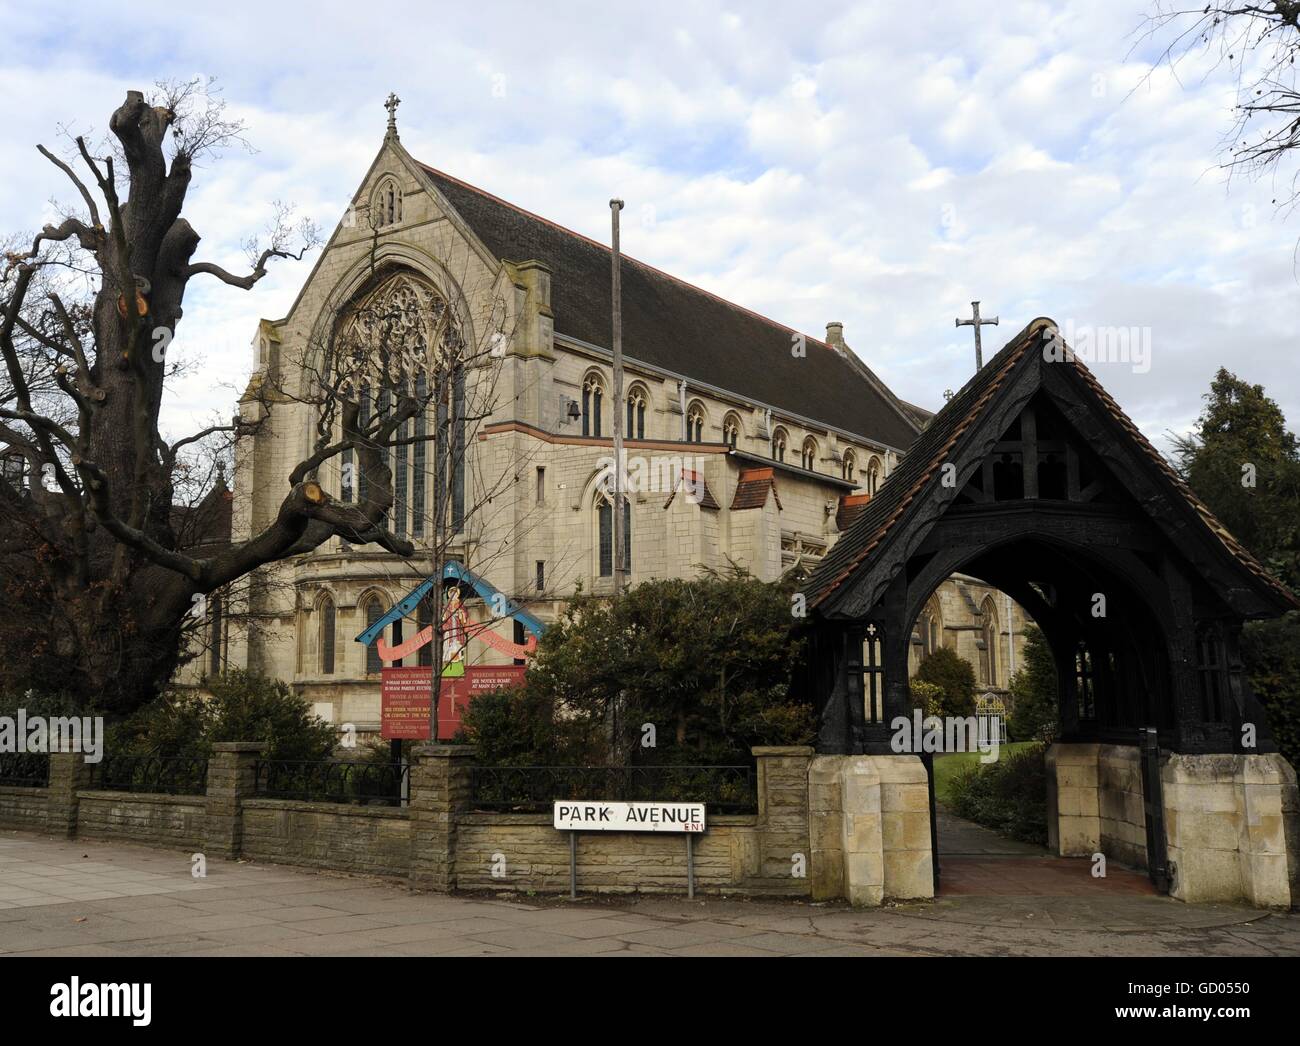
808, 754, 933, 906
204, 742, 264, 860
753, 745, 813, 882
1163, 753, 1293, 907
1045, 743, 1101, 856
46, 751, 91, 838
1046, 742, 1296, 907
408, 745, 476, 892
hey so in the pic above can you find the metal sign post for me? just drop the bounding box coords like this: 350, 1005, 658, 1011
569, 830, 578, 900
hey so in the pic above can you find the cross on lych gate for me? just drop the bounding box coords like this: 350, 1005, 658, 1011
384, 92, 401, 138
955, 300, 998, 371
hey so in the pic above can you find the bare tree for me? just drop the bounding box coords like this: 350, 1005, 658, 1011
0, 83, 450, 715
1138, 3, 1300, 212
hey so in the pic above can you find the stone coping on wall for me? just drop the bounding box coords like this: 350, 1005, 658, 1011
240, 798, 411, 819
75, 790, 204, 805
0, 786, 48, 797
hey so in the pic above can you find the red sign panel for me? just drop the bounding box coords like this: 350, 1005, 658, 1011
380, 665, 526, 740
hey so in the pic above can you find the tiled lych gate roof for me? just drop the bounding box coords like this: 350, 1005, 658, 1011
804, 318, 1298, 613
422, 166, 920, 451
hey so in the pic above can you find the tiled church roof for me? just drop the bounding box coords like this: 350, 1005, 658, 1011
731, 467, 782, 511
422, 165, 920, 451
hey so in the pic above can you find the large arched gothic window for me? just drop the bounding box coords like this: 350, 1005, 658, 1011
333, 272, 464, 540
686, 401, 706, 443
583, 374, 604, 437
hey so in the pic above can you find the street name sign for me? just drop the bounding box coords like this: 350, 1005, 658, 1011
553, 800, 705, 833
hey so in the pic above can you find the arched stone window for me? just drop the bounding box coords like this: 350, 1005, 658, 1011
771, 427, 788, 462
334, 272, 462, 539
686, 401, 706, 443
841, 449, 857, 483
917, 595, 943, 658
372, 176, 403, 227
595, 488, 631, 578
980, 595, 999, 686
866, 456, 882, 495
318, 593, 337, 675
362, 594, 385, 675
583, 373, 605, 438
801, 436, 818, 472
626, 384, 648, 440
723, 412, 742, 450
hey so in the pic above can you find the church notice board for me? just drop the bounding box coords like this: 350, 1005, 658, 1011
380, 665, 525, 740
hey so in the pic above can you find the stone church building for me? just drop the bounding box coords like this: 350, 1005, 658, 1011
182, 103, 1027, 731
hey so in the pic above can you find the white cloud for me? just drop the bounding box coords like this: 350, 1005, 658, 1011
3, 0, 1298, 457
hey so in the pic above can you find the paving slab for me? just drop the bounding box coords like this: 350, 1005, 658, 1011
1, 830, 1297, 957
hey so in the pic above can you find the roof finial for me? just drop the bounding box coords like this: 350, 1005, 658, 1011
384, 92, 401, 140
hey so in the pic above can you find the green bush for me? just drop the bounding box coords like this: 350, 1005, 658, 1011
1008, 625, 1058, 743
913, 647, 977, 717
1243, 613, 1300, 771
947, 744, 1047, 845
462, 571, 811, 767
908, 679, 943, 716
109, 671, 336, 763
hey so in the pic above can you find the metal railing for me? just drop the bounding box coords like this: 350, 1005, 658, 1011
88, 754, 209, 795
468, 764, 757, 814
0, 751, 50, 788
253, 759, 409, 807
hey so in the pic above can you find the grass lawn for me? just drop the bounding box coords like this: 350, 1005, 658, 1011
932, 741, 1039, 805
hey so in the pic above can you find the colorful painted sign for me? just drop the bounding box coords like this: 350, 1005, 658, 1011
356, 561, 545, 666
380, 665, 526, 740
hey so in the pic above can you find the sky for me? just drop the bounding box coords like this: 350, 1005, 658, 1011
2, 0, 1297, 455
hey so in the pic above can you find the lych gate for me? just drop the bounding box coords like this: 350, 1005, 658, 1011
797, 318, 1299, 908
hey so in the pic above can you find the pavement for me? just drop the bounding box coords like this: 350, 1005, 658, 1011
1, 828, 1298, 956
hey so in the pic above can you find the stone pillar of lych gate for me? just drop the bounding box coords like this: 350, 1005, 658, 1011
1045, 742, 1297, 907
807, 754, 933, 907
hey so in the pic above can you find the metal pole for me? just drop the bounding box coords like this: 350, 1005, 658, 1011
686, 833, 695, 900
610, 198, 626, 597
569, 831, 578, 900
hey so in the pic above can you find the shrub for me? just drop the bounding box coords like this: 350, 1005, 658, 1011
109, 671, 336, 763
947, 745, 1047, 845
913, 647, 977, 717
1008, 625, 1058, 743
909, 679, 943, 717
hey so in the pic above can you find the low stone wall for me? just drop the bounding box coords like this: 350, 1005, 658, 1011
0, 785, 47, 830
454, 812, 761, 894
240, 799, 411, 878
76, 791, 205, 850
